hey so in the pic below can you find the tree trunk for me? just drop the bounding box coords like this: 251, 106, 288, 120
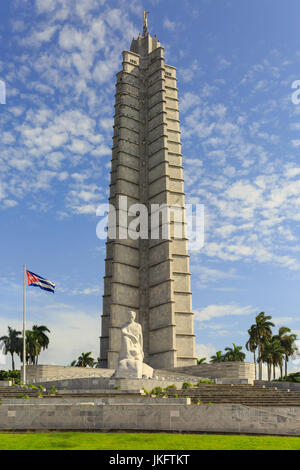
285, 356, 288, 378
257, 345, 261, 380
273, 364, 276, 380
10, 353, 15, 371
254, 350, 257, 380
258, 345, 262, 380
268, 364, 271, 381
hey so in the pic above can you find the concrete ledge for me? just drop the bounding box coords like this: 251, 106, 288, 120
215, 378, 249, 385
0, 382, 12, 387
255, 381, 300, 391
34, 377, 199, 391
22, 365, 115, 383
163, 363, 255, 383
23, 364, 255, 387
0, 402, 299, 435
1, 397, 191, 405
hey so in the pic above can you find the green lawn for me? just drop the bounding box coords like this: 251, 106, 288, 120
0, 432, 299, 450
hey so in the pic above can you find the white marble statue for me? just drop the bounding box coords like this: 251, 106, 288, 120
114, 311, 153, 379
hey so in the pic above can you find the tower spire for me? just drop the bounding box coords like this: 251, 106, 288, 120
143, 11, 149, 35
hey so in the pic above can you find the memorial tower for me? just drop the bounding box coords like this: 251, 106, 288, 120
100, 13, 197, 370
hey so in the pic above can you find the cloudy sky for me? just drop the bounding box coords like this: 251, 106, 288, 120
0, 0, 300, 371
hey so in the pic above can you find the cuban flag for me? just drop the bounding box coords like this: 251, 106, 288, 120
26, 270, 55, 294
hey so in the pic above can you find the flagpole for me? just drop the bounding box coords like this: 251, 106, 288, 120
22, 265, 26, 385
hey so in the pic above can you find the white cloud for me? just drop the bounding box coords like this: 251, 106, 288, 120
19, 24, 58, 47
272, 317, 294, 326
192, 265, 241, 286
35, 0, 59, 13
2, 132, 15, 144
66, 182, 105, 215
68, 139, 93, 155
285, 167, 300, 178
93, 58, 119, 84
90, 145, 111, 157
195, 304, 255, 322
180, 92, 201, 114
163, 18, 178, 32
2, 200, 18, 208
179, 60, 202, 83
195, 343, 217, 361
0, 308, 99, 368
217, 57, 231, 70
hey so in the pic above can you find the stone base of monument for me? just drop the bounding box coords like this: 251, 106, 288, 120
23, 363, 255, 385
113, 361, 154, 380
33, 376, 199, 392
0, 398, 298, 435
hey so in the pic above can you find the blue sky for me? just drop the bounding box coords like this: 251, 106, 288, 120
0, 0, 300, 371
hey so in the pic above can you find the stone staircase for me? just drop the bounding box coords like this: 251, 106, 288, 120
0, 386, 42, 399
2, 384, 300, 407
0, 386, 145, 400
166, 384, 300, 406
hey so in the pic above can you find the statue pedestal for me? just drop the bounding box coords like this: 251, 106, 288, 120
113, 359, 153, 379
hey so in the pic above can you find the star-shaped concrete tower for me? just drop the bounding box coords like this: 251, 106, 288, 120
100, 12, 196, 370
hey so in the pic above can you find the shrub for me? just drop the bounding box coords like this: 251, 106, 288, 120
164, 384, 176, 391
0, 370, 21, 382
27, 384, 39, 389
196, 379, 214, 385
182, 382, 193, 389
276, 372, 300, 383
150, 386, 164, 397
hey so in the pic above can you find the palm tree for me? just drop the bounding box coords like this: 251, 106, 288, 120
224, 343, 246, 362
210, 351, 226, 363
270, 337, 284, 380
259, 341, 273, 381
281, 334, 297, 377
17, 325, 51, 365
197, 357, 207, 364
250, 312, 275, 380
26, 330, 40, 365
76, 352, 95, 368
246, 325, 259, 379
32, 325, 50, 364
259, 338, 284, 381
279, 330, 297, 378
273, 327, 289, 378
0, 327, 22, 370
70, 360, 77, 367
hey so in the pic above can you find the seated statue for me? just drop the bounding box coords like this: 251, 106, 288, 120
114, 311, 153, 379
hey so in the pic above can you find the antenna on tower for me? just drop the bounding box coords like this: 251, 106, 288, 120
143, 11, 149, 35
